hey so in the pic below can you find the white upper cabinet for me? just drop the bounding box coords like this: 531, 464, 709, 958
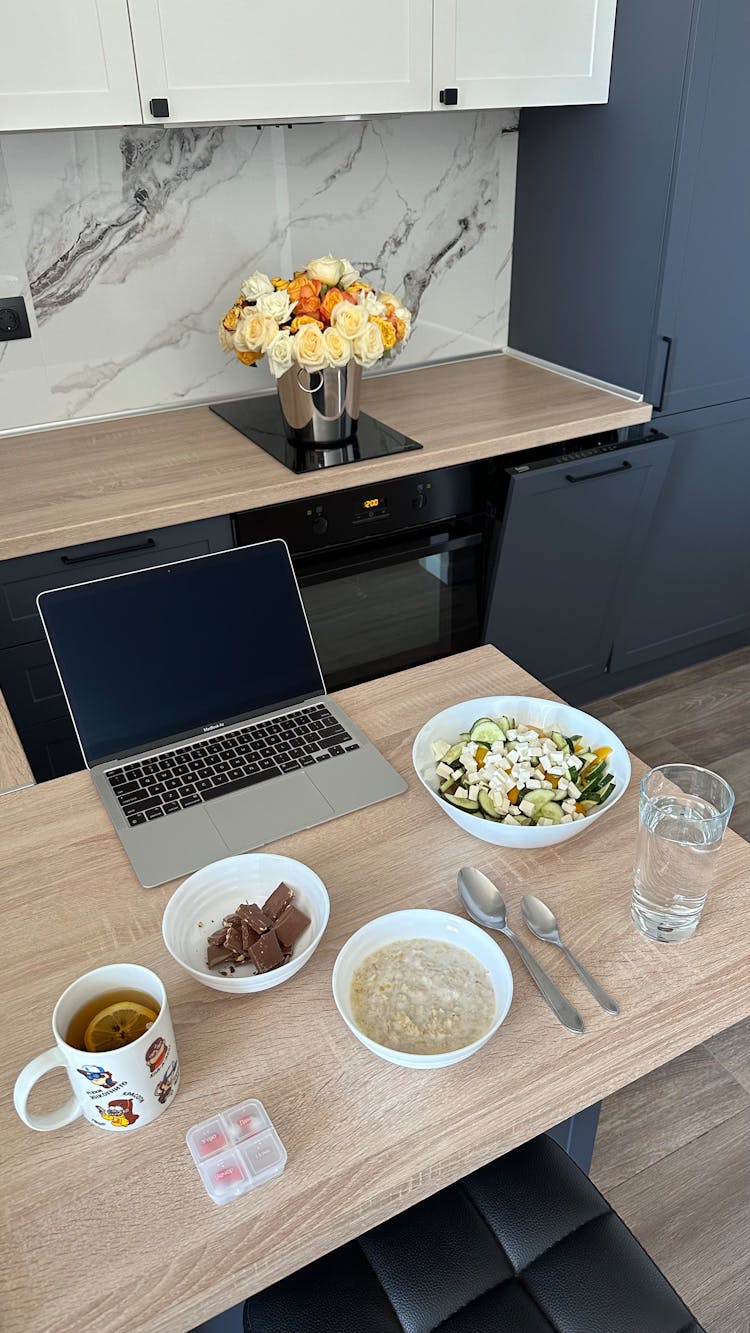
433, 0, 617, 109
0, 0, 141, 131
127, 0, 433, 124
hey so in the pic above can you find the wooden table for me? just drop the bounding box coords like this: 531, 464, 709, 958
0, 353, 650, 559
2, 646, 748, 1333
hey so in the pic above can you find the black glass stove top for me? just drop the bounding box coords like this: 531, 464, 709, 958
210, 394, 422, 473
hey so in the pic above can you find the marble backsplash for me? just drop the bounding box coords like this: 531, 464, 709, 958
0, 110, 518, 434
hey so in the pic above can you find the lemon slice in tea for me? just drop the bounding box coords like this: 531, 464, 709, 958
84, 1000, 158, 1053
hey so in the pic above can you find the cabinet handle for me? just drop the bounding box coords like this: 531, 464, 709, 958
149, 97, 170, 119
565, 461, 632, 484
439, 88, 459, 105
61, 538, 156, 566
654, 335, 673, 412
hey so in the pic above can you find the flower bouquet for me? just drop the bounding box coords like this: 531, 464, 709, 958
218, 254, 412, 444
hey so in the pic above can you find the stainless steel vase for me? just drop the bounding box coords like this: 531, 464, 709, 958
276, 362, 362, 444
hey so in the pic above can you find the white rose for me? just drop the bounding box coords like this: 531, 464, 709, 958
239, 270, 274, 301
306, 253, 345, 286
293, 322, 327, 372
217, 318, 235, 353
355, 288, 387, 318
394, 304, 412, 340
339, 259, 361, 289
255, 289, 296, 325
234, 310, 279, 353
330, 300, 370, 340
352, 320, 384, 368
322, 325, 352, 368
267, 329, 294, 379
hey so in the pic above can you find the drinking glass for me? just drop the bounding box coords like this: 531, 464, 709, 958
632, 764, 734, 942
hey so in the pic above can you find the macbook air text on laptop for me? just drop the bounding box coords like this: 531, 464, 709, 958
37, 540, 406, 887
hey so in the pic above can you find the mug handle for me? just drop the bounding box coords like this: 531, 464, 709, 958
14, 1048, 83, 1132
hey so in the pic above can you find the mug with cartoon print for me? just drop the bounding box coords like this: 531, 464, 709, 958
13, 963, 180, 1133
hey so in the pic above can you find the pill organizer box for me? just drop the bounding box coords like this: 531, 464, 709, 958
186, 1098, 287, 1204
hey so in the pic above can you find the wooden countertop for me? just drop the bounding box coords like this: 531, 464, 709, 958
0, 689, 33, 794
2, 646, 748, 1333
0, 354, 651, 561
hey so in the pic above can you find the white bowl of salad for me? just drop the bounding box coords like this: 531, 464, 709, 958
412, 696, 630, 848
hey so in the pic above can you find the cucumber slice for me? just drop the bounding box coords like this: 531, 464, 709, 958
496, 715, 512, 733
580, 799, 599, 812
442, 792, 480, 812
441, 743, 464, 767
519, 789, 552, 809
551, 731, 567, 751
536, 801, 564, 824
478, 789, 501, 820
459, 732, 471, 742
470, 719, 505, 744
596, 779, 615, 805
579, 758, 607, 787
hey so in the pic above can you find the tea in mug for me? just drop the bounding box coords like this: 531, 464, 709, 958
65, 988, 161, 1053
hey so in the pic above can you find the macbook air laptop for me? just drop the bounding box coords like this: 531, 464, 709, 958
37, 540, 406, 887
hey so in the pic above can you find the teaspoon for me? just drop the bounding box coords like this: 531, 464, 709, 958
457, 867, 584, 1034
521, 895, 619, 1015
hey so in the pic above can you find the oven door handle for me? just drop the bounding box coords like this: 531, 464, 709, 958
295, 530, 483, 586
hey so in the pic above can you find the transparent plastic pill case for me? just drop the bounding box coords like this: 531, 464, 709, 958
186, 1098, 287, 1205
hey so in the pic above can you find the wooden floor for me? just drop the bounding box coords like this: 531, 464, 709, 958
584, 646, 750, 1333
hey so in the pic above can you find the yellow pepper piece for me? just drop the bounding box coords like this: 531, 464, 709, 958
594, 746, 612, 760
507, 785, 519, 804
475, 746, 489, 767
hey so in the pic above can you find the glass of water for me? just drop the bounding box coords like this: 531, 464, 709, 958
632, 764, 734, 942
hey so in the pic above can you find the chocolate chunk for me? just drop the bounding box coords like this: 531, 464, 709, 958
240, 916, 259, 954
249, 929, 284, 974
207, 927, 228, 946
222, 912, 240, 928
274, 903, 311, 952
224, 925, 245, 957
207, 943, 235, 970
237, 902, 272, 935
262, 882, 294, 922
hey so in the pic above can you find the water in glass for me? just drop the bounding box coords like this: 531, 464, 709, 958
632, 765, 733, 942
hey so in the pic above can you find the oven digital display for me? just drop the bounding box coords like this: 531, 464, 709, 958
363, 497, 381, 509
356, 495, 387, 519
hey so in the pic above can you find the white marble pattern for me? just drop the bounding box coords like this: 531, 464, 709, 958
0, 111, 517, 434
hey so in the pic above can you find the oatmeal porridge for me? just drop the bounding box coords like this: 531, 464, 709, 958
350, 938, 496, 1055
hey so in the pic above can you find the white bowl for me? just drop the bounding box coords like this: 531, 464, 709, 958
331, 908, 513, 1069
412, 695, 630, 849
162, 853, 330, 994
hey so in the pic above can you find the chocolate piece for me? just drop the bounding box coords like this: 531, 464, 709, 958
207, 943, 235, 970
249, 929, 284, 974
274, 904, 310, 952
240, 916, 259, 954
237, 902, 272, 935
222, 912, 240, 928
207, 927, 228, 947
224, 925, 245, 957
262, 882, 294, 923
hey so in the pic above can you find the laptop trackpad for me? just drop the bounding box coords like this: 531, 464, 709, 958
206, 772, 333, 852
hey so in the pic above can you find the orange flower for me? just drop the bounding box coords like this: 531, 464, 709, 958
347, 281, 372, 295
389, 313, 407, 342
288, 275, 322, 302
271, 276, 290, 290
290, 315, 324, 333
222, 305, 243, 332
319, 286, 356, 325
235, 348, 261, 366
373, 316, 396, 350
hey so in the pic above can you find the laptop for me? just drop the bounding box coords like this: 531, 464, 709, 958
37, 540, 407, 887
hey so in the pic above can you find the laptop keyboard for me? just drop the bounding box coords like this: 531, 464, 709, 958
104, 703, 360, 827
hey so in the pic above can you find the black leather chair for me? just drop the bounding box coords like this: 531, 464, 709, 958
244, 1134, 704, 1333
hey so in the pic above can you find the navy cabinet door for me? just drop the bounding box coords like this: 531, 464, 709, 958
611, 403, 750, 669
483, 437, 674, 691
651, 0, 750, 415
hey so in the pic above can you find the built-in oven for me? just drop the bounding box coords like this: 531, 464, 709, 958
233, 463, 489, 691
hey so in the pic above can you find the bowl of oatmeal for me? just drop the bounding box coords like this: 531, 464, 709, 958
331, 909, 513, 1068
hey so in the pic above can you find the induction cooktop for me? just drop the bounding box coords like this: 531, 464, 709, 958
210, 394, 423, 474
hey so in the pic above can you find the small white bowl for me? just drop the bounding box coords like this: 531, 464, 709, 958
412, 695, 630, 849
162, 853, 330, 994
331, 908, 513, 1069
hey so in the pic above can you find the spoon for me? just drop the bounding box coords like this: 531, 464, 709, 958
457, 867, 584, 1034
521, 895, 620, 1015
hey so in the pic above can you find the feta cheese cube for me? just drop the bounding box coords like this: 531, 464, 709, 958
505, 728, 517, 740
542, 737, 556, 752
560, 814, 573, 823
505, 748, 519, 764
548, 765, 565, 776
573, 812, 585, 821
525, 777, 542, 790
468, 784, 479, 801
527, 745, 542, 757
431, 740, 451, 761
455, 786, 468, 801
491, 740, 505, 753
537, 816, 553, 827
519, 799, 536, 817
567, 782, 581, 799
436, 762, 454, 780
541, 779, 554, 789
503, 814, 520, 825
561, 799, 576, 814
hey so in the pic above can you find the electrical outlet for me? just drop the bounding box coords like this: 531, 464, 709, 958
0, 295, 31, 341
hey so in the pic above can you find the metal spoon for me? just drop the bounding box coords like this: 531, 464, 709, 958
457, 867, 584, 1034
521, 895, 620, 1015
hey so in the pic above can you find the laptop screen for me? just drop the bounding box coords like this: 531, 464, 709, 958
38, 541, 325, 767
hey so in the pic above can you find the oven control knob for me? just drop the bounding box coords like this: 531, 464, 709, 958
312, 514, 328, 536
413, 490, 428, 511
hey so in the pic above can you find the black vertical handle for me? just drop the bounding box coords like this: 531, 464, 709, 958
439, 88, 459, 105
654, 335, 673, 412
149, 97, 170, 118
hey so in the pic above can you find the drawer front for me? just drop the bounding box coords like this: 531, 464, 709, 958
0, 516, 233, 648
